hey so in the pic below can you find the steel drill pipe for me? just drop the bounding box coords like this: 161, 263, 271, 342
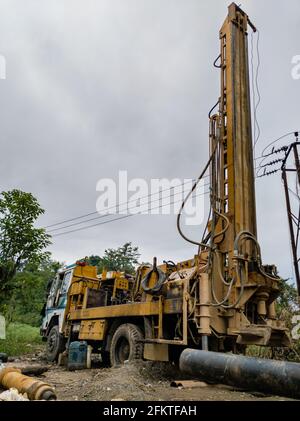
179, 349, 300, 399
0, 367, 56, 400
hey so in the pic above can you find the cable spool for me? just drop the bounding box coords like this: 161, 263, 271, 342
141, 257, 167, 295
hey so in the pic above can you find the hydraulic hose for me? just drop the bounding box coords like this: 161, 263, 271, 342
141, 261, 167, 295
177, 142, 218, 248
234, 230, 280, 281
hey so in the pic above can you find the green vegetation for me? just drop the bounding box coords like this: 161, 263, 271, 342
275, 278, 300, 361
0, 189, 51, 307
4, 260, 61, 326
88, 242, 140, 275
0, 322, 42, 356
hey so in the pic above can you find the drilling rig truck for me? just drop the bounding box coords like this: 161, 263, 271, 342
41, 3, 300, 398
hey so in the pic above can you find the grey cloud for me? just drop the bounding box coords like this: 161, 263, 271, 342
0, 0, 299, 281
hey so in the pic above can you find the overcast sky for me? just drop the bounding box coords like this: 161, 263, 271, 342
0, 0, 299, 281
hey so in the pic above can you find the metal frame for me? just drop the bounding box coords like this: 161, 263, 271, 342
281, 142, 300, 296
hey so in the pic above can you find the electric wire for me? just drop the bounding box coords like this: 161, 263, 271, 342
255, 131, 299, 176
260, 131, 299, 158
52, 189, 210, 238
47, 181, 210, 234
44, 176, 209, 229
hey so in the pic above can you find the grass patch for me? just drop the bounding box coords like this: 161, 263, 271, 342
0, 322, 42, 356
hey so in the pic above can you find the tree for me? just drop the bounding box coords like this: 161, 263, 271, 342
6, 259, 61, 326
275, 278, 298, 318
0, 189, 51, 304
97, 242, 140, 274
88, 255, 101, 267
273, 278, 300, 362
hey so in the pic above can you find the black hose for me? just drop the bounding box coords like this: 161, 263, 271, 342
213, 54, 221, 68
141, 266, 167, 295
208, 99, 220, 119
177, 143, 218, 248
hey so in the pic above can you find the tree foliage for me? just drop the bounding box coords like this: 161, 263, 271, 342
274, 278, 300, 361
0, 189, 51, 303
88, 255, 101, 267
4, 259, 61, 326
88, 242, 140, 275
276, 278, 299, 318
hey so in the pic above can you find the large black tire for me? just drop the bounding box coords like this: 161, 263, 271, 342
46, 325, 65, 362
110, 323, 144, 367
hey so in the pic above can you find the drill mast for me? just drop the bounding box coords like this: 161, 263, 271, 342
199, 3, 290, 346
216, 2, 257, 253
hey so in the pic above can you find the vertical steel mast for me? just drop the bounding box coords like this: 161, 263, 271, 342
220, 3, 257, 240
211, 3, 257, 280
204, 3, 290, 346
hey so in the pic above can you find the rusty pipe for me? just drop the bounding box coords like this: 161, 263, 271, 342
179, 349, 300, 399
0, 367, 56, 400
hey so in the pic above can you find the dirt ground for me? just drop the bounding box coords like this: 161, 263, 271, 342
1, 350, 295, 402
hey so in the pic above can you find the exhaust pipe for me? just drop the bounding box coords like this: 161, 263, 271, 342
179, 349, 300, 399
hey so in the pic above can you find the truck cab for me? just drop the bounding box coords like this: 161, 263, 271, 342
40, 264, 75, 361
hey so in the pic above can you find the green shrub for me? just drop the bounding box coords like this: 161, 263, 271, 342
0, 322, 42, 356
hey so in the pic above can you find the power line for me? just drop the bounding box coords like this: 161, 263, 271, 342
47, 181, 210, 233
46, 165, 269, 236
256, 155, 285, 178
257, 168, 281, 178
259, 158, 283, 169
44, 176, 210, 230
261, 131, 299, 158
51, 189, 210, 238
49, 166, 280, 238
45, 132, 299, 234
255, 132, 299, 177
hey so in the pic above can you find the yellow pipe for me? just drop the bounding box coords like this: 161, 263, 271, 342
0, 367, 56, 400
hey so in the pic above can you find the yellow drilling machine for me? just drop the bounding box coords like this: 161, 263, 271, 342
41, 3, 300, 398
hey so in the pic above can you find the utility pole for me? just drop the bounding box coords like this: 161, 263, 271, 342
281, 133, 300, 297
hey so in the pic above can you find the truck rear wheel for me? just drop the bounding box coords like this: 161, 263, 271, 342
46, 325, 65, 362
110, 323, 144, 366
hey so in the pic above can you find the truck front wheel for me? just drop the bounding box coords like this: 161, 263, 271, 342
46, 325, 65, 362
110, 323, 144, 366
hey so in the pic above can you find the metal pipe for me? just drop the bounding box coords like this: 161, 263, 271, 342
0, 367, 56, 400
198, 273, 211, 336
201, 336, 208, 351
179, 349, 300, 399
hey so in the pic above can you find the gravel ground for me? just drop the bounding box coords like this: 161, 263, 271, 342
1, 351, 294, 401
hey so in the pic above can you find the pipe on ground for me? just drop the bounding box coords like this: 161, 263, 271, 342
0, 367, 56, 400
179, 349, 300, 399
